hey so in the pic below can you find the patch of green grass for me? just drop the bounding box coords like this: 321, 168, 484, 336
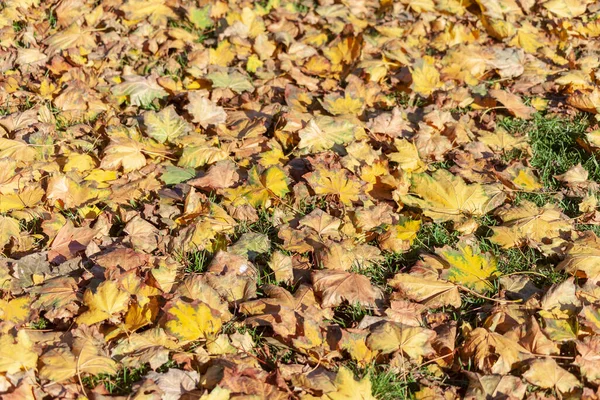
328, 303, 373, 328
184, 249, 211, 273
577, 223, 600, 236
498, 113, 600, 188
82, 365, 149, 395
13, 20, 26, 32
29, 316, 50, 330
479, 239, 568, 288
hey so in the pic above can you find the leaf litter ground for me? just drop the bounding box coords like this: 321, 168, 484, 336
2, 0, 600, 399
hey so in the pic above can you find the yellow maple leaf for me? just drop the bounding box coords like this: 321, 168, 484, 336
245, 166, 290, 207
523, 357, 581, 394
101, 137, 147, 172
491, 200, 573, 248
0, 331, 38, 374
411, 57, 441, 97
0, 215, 20, 248
39, 339, 118, 382
0, 297, 30, 324
388, 139, 427, 174
301, 366, 376, 400
306, 168, 362, 206
0, 186, 45, 213
298, 116, 362, 152
163, 299, 222, 341
320, 93, 365, 116
367, 321, 436, 361
437, 244, 499, 293
120, 0, 176, 26
76, 280, 131, 325
400, 170, 493, 222
63, 153, 97, 172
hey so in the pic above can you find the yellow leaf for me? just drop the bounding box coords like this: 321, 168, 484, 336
246, 54, 263, 72
320, 93, 365, 116
76, 280, 131, 325
200, 386, 231, 400
463, 328, 532, 374
400, 170, 493, 222
0, 215, 20, 248
388, 139, 426, 174
0, 331, 38, 374
0, 297, 30, 324
523, 357, 581, 394
101, 137, 147, 172
63, 153, 97, 172
306, 168, 362, 206
543, 0, 587, 18
245, 166, 290, 207
490, 201, 573, 248
144, 105, 191, 143
379, 218, 421, 253
164, 299, 222, 341
321, 366, 376, 400
367, 321, 436, 361
0, 186, 45, 213
39, 348, 77, 382
298, 116, 362, 152
0, 138, 37, 161
489, 89, 535, 120
209, 40, 236, 67
389, 273, 462, 308
411, 57, 441, 97
120, 0, 176, 26
437, 244, 499, 293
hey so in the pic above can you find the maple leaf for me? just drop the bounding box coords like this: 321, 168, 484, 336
462, 328, 532, 374
437, 244, 499, 293
523, 357, 581, 394
320, 93, 365, 116
48, 220, 96, 263
76, 280, 131, 325
575, 336, 600, 385
490, 89, 536, 120
322, 366, 376, 400
177, 136, 229, 168
186, 92, 228, 128
120, 0, 176, 25
411, 57, 442, 97
490, 200, 573, 248
400, 169, 494, 222
367, 321, 436, 361
0, 331, 38, 374
0, 215, 20, 248
0, 186, 45, 213
206, 70, 254, 93
144, 106, 191, 144
101, 136, 147, 172
306, 168, 362, 206
0, 297, 30, 324
298, 116, 362, 152
465, 372, 527, 400
312, 270, 383, 308
111, 74, 168, 107
245, 166, 290, 207
163, 299, 222, 341
389, 273, 462, 308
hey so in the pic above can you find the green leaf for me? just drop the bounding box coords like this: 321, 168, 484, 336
206, 71, 254, 93
161, 166, 196, 185
144, 106, 191, 143
188, 6, 212, 30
